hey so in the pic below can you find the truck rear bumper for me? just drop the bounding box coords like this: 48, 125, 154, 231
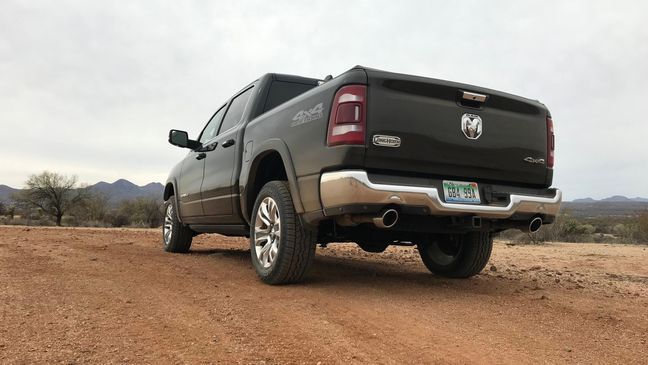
320, 170, 561, 219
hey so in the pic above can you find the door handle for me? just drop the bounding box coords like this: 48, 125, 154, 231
195, 152, 207, 160
222, 139, 235, 148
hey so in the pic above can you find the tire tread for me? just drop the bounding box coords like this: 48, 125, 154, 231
251, 181, 316, 284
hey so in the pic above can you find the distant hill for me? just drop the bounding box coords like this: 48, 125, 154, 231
570, 195, 648, 203
0, 184, 19, 202
0, 180, 163, 205
572, 197, 596, 203
88, 179, 164, 204
564, 195, 648, 218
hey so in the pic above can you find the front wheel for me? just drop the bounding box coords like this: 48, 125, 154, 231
417, 232, 492, 278
162, 198, 193, 253
250, 181, 316, 285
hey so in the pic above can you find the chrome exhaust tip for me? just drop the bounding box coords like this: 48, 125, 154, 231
373, 209, 399, 229
528, 217, 543, 233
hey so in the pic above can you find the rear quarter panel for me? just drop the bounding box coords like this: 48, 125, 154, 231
240, 69, 368, 219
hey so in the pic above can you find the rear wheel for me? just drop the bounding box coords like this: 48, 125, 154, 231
162, 198, 193, 253
356, 241, 390, 253
417, 232, 492, 278
250, 181, 316, 285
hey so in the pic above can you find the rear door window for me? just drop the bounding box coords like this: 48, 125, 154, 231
218, 87, 254, 135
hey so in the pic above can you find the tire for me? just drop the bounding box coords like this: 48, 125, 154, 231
417, 232, 492, 278
250, 181, 316, 285
162, 198, 193, 253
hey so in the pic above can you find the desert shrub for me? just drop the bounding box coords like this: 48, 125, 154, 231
6, 217, 28, 226
114, 197, 162, 228
106, 211, 131, 227
636, 212, 648, 243
78, 220, 111, 228
38, 216, 55, 226
612, 223, 635, 242
506, 211, 648, 245
507, 214, 599, 244
61, 215, 77, 226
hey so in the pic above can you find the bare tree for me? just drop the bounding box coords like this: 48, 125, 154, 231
14, 171, 86, 226
74, 191, 111, 222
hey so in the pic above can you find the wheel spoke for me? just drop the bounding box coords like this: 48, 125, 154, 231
255, 226, 270, 236
253, 196, 282, 268
260, 241, 272, 264
259, 241, 271, 254
269, 243, 278, 262
255, 233, 269, 245
163, 204, 174, 245
259, 202, 271, 226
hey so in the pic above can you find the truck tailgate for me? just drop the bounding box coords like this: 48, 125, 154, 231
364, 69, 550, 187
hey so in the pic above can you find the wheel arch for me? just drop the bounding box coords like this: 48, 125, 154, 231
242, 140, 304, 223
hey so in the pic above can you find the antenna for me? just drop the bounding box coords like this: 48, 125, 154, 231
318, 74, 333, 85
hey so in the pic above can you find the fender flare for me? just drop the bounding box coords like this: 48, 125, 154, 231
240, 138, 304, 223
163, 179, 183, 223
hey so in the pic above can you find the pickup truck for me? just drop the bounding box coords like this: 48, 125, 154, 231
163, 66, 561, 284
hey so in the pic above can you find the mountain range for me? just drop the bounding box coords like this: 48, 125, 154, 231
571, 196, 648, 203
0, 180, 164, 204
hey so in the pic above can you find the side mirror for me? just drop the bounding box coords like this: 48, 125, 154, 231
168, 130, 200, 149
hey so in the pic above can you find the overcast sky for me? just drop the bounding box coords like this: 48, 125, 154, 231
1, 1, 647, 200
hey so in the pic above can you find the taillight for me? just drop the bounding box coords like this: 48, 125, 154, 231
327, 85, 366, 146
546, 116, 555, 168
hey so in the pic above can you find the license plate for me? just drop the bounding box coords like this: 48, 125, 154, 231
443, 180, 481, 204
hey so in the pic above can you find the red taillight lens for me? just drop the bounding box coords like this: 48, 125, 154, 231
327, 85, 366, 146
546, 116, 555, 168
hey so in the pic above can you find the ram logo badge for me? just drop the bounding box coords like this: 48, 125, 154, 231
372, 135, 401, 147
461, 113, 483, 140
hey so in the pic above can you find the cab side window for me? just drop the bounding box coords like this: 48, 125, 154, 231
199, 105, 226, 144
218, 87, 254, 135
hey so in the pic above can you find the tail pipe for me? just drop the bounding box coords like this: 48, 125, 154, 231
373, 209, 399, 229
337, 208, 400, 228
527, 217, 543, 233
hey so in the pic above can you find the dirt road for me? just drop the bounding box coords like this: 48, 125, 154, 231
1, 226, 647, 364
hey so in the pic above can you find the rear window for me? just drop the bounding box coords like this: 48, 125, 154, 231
263, 81, 316, 113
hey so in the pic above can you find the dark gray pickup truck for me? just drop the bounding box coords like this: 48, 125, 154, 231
163, 66, 561, 284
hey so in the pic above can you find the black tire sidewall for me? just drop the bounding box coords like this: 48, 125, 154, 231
418, 232, 492, 278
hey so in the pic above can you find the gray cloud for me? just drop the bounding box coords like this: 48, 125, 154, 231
1, 0, 647, 200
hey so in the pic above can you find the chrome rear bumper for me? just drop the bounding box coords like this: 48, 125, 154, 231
320, 170, 562, 219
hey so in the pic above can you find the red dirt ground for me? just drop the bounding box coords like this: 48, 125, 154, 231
1, 226, 647, 364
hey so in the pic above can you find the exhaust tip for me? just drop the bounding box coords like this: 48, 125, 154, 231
529, 217, 543, 233
373, 209, 399, 229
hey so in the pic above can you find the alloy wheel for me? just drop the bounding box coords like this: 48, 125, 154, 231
254, 197, 281, 268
